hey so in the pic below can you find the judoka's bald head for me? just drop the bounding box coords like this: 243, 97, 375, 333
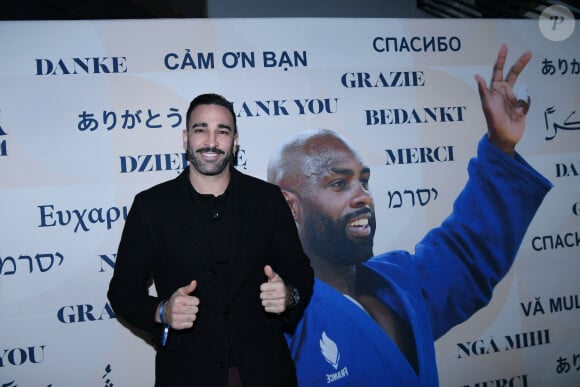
267, 129, 361, 195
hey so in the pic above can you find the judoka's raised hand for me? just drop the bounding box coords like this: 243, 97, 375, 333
260, 265, 288, 314
475, 44, 532, 156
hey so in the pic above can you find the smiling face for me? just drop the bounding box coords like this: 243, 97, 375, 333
270, 131, 376, 266
183, 103, 238, 177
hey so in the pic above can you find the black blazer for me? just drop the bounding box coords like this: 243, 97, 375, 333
108, 168, 314, 387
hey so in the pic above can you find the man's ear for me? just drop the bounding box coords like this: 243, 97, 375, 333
182, 129, 188, 151
281, 189, 302, 223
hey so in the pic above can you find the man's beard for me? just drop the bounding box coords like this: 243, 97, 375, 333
186, 142, 234, 176
302, 207, 375, 266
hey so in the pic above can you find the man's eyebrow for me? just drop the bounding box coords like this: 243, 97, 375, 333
328, 166, 370, 176
328, 167, 354, 176
217, 123, 233, 131
190, 122, 233, 131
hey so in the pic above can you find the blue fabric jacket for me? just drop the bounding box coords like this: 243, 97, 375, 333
286, 136, 552, 386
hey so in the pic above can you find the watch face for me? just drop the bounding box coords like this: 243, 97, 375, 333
291, 288, 300, 305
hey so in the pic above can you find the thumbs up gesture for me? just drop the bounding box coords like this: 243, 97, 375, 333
260, 265, 288, 314
160, 280, 200, 330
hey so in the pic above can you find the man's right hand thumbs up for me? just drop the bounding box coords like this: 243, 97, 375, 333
159, 280, 200, 330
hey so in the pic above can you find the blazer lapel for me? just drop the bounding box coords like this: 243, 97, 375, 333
229, 170, 253, 264
227, 170, 257, 298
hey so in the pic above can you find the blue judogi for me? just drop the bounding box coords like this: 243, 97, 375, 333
286, 136, 552, 386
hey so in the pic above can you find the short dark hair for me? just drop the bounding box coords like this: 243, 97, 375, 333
185, 93, 237, 135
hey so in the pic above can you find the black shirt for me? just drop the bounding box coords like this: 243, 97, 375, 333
187, 170, 237, 366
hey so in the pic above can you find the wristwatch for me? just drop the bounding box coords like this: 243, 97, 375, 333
287, 286, 301, 309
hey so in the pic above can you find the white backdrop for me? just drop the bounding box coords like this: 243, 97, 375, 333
0, 17, 579, 386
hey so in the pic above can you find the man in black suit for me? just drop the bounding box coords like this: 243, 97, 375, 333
108, 93, 314, 387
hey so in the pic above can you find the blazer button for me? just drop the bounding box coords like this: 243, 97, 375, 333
208, 268, 216, 277
224, 310, 232, 320
216, 360, 225, 368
